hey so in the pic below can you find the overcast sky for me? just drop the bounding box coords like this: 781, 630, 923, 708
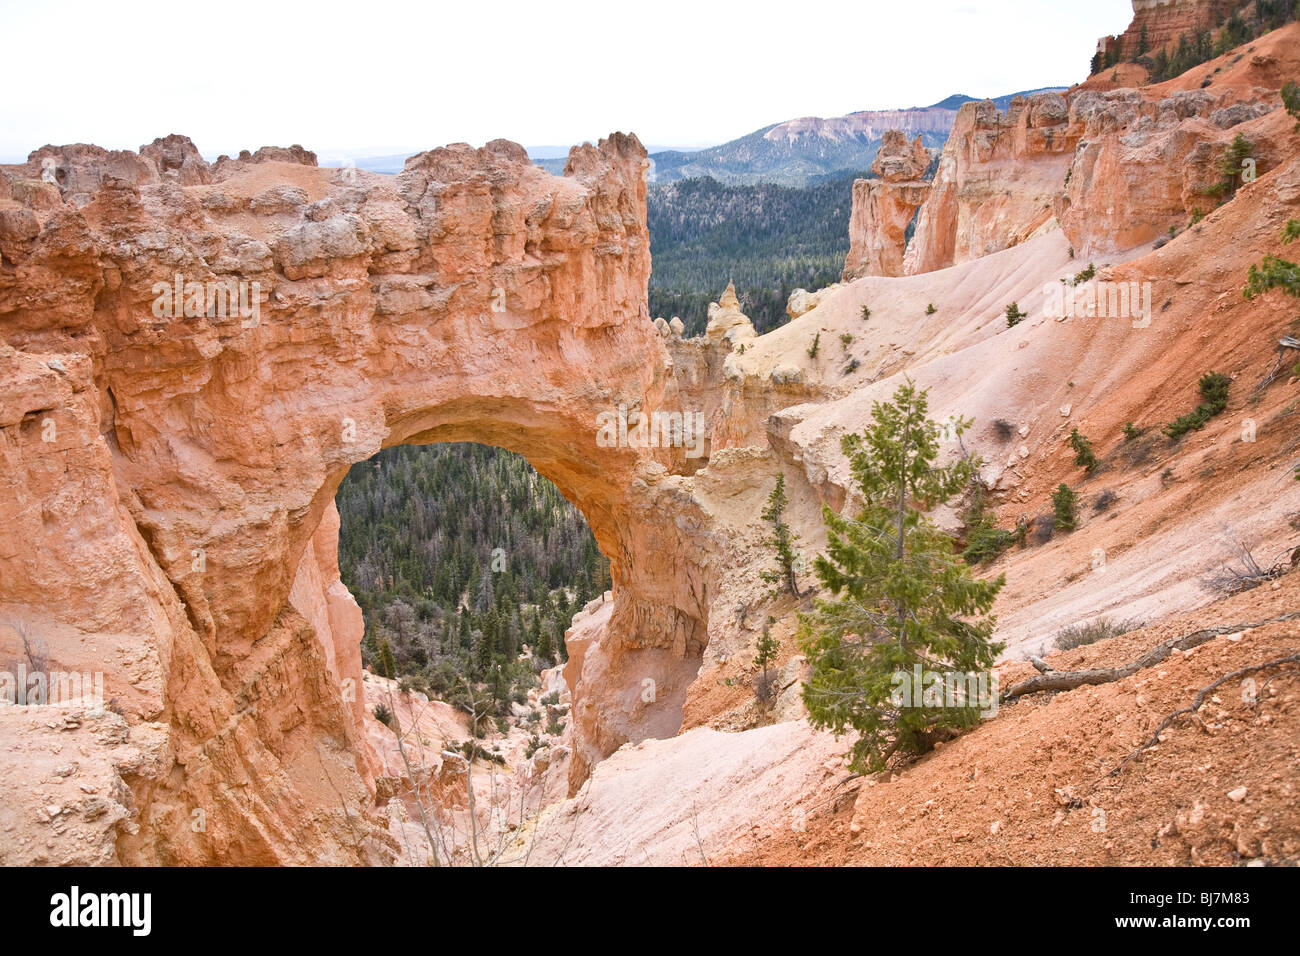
0, 0, 1133, 163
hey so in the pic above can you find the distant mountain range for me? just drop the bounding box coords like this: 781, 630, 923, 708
530, 88, 1066, 187
641, 88, 1068, 187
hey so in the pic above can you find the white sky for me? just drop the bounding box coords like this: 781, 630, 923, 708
0, 0, 1133, 163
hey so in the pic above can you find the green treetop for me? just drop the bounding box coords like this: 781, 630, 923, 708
799, 380, 1005, 772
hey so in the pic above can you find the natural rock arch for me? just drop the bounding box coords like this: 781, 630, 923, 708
0, 133, 717, 863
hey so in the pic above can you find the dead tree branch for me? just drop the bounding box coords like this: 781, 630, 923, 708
1003, 611, 1300, 701
1109, 651, 1300, 777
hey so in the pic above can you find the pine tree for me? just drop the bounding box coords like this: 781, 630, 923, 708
472, 627, 495, 678
528, 610, 542, 654
481, 607, 501, 659
1217, 133, 1254, 198
1283, 81, 1300, 131
754, 618, 780, 703
474, 567, 495, 612
1068, 428, 1098, 472
1151, 47, 1169, 82
761, 474, 802, 597
1052, 483, 1078, 532
799, 381, 1005, 772
503, 610, 521, 659
550, 616, 566, 665
535, 618, 554, 666
489, 662, 507, 711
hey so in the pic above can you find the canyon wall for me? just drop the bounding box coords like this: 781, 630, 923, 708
896, 22, 1296, 276
1058, 84, 1284, 258
763, 107, 959, 145
1098, 0, 1257, 61
0, 131, 720, 862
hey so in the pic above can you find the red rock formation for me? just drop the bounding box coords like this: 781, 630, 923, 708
0, 131, 721, 862
842, 131, 931, 280
900, 23, 1299, 272
1057, 87, 1284, 257
904, 93, 1072, 275
1097, 0, 1256, 63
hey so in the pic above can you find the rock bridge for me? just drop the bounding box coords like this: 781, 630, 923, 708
0, 133, 719, 863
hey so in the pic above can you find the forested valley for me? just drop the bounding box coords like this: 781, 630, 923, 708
336, 442, 611, 725
647, 171, 861, 336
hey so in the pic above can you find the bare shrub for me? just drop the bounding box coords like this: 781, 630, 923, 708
1055, 617, 1144, 651
1093, 489, 1119, 512
1030, 513, 1055, 545
2, 619, 49, 677
1118, 432, 1159, 470
1208, 537, 1296, 594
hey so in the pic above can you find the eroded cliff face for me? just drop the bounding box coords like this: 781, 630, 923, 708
1097, 0, 1256, 62
898, 22, 1298, 276
904, 93, 1073, 275
0, 131, 722, 862
841, 131, 932, 280
1058, 72, 1290, 258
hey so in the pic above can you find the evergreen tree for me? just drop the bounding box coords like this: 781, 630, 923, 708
489, 663, 507, 712
799, 381, 1005, 772
1217, 133, 1254, 198
473, 566, 494, 612
550, 616, 566, 666
1068, 428, 1098, 472
503, 610, 521, 659
481, 607, 501, 660
761, 474, 802, 597
754, 618, 780, 702
535, 619, 554, 666
528, 610, 542, 654
1052, 483, 1078, 532
472, 627, 494, 678
1283, 81, 1300, 131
